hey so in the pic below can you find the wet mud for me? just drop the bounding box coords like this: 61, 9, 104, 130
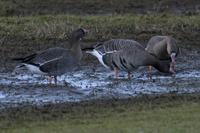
0, 47, 200, 110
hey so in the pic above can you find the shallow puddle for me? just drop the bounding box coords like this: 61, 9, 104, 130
0, 91, 6, 99
0, 64, 200, 110
0, 48, 200, 109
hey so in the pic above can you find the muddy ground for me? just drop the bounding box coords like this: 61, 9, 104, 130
0, 44, 200, 111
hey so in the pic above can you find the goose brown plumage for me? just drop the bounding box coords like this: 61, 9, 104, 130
12, 28, 89, 84
94, 39, 144, 53
145, 36, 179, 74
86, 39, 171, 79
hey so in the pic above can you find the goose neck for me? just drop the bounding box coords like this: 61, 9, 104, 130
71, 43, 82, 61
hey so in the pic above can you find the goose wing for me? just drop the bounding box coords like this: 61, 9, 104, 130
12, 47, 69, 66
39, 51, 78, 76
95, 39, 144, 54
102, 45, 157, 71
32, 47, 69, 65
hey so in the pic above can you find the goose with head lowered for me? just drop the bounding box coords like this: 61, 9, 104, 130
85, 39, 144, 68
13, 28, 89, 84
145, 36, 179, 74
84, 39, 172, 79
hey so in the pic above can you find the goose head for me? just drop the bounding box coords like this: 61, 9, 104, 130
155, 60, 175, 74
71, 28, 89, 41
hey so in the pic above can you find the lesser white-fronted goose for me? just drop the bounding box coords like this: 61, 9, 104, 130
145, 36, 179, 74
85, 39, 171, 79
13, 28, 89, 84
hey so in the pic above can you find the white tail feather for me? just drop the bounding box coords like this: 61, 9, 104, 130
87, 49, 109, 68
23, 64, 46, 74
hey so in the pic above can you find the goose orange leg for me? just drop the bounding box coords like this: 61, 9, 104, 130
148, 66, 152, 79
54, 76, 57, 85
127, 72, 132, 80
114, 67, 119, 79
47, 76, 53, 85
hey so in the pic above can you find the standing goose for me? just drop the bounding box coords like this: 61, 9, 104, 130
85, 39, 144, 78
145, 36, 179, 74
85, 39, 171, 79
13, 28, 89, 84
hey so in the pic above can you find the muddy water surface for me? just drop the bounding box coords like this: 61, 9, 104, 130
0, 48, 200, 110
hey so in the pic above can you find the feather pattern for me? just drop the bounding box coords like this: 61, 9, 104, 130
12, 28, 88, 78
103, 46, 171, 73
95, 39, 144, 54
88, 39, 144, 69
145, 35, 179, 74
145, 36, 179, 60
88, 39, 171, 77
